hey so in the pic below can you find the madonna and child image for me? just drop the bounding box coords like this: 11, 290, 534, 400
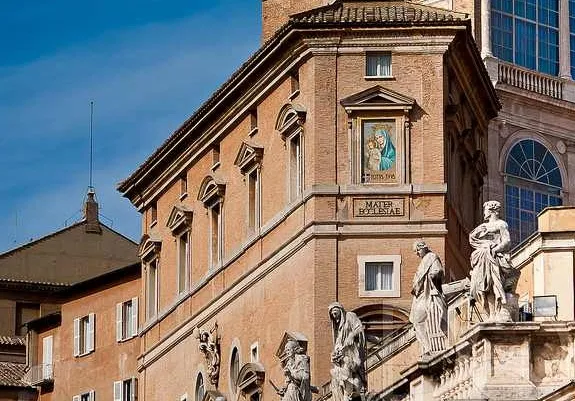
363, 120, 397, 183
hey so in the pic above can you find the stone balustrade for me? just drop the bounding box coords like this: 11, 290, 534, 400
484, 57, 575, 103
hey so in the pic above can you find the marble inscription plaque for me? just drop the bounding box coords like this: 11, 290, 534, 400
353, 198, 404, 217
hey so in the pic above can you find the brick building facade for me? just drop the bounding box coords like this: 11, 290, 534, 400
118, 0, 498, 399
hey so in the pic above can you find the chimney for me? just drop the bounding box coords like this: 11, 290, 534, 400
261, 0, 331, 43
84, 188, 102, 233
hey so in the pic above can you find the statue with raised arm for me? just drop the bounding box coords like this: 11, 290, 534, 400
275, 340, 312, 401
409, 241, 447, 356
469, 200, 520, 322
329, 302, 366, 401
197, 322, 221, 386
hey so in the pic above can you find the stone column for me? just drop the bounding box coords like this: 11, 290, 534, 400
559, 0, 571, 79
481, 0, 493, 58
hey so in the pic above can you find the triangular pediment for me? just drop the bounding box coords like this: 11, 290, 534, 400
341, 86, 415, 112
234, 140, 264, 174
166, 204, 193, 234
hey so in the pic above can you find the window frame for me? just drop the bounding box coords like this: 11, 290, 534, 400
146, 258, 159, 320
357, 255, 401, 298
114, 377, 138, 401
246, 166, 261, 235
74, 313, 95, 357
177, 230, 191, 294
365, 52, 393, 78
195, 372, 205, 401
287, 130, 304, 203
116, 297, 139, 342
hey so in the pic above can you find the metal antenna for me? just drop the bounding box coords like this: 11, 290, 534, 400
89, 101, 94, 192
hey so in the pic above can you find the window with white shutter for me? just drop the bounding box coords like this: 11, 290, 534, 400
116, 299, 138, 342
75, 313, 95, 356
42, 335, 53, 379
115, 378, 137, 401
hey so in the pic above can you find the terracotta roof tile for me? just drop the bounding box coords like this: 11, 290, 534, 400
0, 362, 29, 388
0, 336, 25, 346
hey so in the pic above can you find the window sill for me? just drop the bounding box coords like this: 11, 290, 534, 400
359, 290, 401, 298
179, 192, 188, 201
248, 127, 258, 137
364, 75, 395, 81
117, 334, 137, 343
211, 162, 221, 172
75, 350, 94, 358
149, 220, 157, 229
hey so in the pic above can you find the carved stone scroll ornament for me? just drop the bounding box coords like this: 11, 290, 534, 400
197, 322, 221, 386
328, 302, 366, 401
409, 241, 448, 356
469, 201, 520, 322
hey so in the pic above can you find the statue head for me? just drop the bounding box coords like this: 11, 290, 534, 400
413, 240, 429, 258
328, 302, 344, 324
483, 200, 501, 220
284, 339, 303, 357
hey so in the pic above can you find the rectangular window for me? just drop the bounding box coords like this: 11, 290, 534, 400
358, 255, 401, 297
150, 202, 157, 225
366, 53, 392, 77
289, 132, 303, 202
180, 173, 188, 198
178, 232, 190, 293
116, 298, 139, 341
290, 72, 300, 98
73, 392, 95, 401
210, 203, 223, 268
74, 313, 95, 356
492, 0, 559, 75
147, 259, 159, 319
365, 262, 394, 291
114, 378, 138, 401
570, 0, 575, 78
249, 109, 258, 136
248, 169, 260, 232
250, 342, 259, 362
42, 335, 53, 380
212, 144, 221, 168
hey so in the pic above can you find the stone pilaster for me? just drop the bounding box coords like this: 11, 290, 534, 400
559, 0, 571, 79
481, 0, 492, 58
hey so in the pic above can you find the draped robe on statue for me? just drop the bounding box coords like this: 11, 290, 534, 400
329, 303, 366, 401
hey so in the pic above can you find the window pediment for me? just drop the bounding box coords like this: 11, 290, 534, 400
237, 362, 265, 396
166, 204, 193, 235
138, 234, 162, 262
198, 174, 226, 206
275, 103, 306, 137
234, 140, 264, 174
341, 86, 415, 113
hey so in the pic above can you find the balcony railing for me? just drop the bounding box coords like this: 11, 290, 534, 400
366, 324, 415, 371
497, 61, 563, 100
25, 363, 53, 386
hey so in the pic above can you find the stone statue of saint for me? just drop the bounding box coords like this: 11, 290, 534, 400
409, 241, 447, 355
275, 340, 312, 401
469, 200, 519, 322
328, 302, 366, 401
197, 322, 221, 386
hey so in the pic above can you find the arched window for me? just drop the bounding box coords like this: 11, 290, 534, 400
230, 347, 240, 393
505, 139, 562, 244
353, 304, 409, 347
195, 373, 205, 401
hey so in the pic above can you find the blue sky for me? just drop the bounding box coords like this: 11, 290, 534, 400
0, 1, 261, 252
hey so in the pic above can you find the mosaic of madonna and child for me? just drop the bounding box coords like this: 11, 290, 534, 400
362, 119, 397, 184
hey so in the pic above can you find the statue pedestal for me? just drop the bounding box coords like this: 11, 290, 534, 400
499, 293, 519, 322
